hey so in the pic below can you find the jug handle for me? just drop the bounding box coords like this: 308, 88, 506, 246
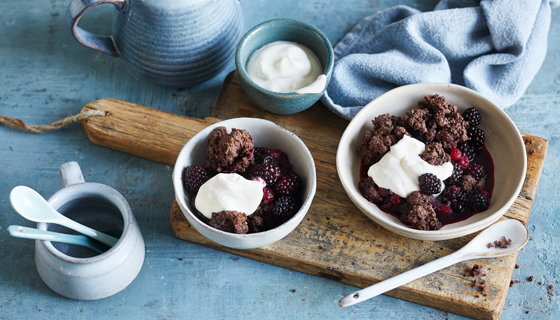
59, 162, 86, 187
66, 0, 126, 57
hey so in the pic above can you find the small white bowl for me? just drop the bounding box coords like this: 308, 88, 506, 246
337, 83, 526, 241
172, 118, 317, 249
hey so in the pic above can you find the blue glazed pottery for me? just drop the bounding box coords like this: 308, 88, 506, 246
67, 0, 243, 87
236, 19, 334, 115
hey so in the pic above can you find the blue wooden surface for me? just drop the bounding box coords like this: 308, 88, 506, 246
0, 1, 558, 319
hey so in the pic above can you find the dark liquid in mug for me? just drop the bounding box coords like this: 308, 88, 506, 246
47, 197, 124, 258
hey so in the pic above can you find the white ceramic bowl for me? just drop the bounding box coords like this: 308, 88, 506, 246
172, 118, 317, 249
337, 83, 526, 241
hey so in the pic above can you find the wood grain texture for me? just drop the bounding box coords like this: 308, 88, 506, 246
79, 72, 548, 320
80, 99, 220, 165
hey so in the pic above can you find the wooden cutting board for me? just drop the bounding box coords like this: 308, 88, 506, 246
79, 71, 548, 320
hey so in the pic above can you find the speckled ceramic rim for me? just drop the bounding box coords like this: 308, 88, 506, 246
337, 83, 527, 240
38, 183, 132, 264
172, 118, 317, 244
235, 18, 334, 97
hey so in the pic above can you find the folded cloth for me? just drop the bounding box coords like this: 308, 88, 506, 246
322, 0, 560, 120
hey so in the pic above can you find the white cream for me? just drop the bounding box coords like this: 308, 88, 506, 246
246, 41, 324, 93
195, 173, 264, 219
368, 135, 453, 198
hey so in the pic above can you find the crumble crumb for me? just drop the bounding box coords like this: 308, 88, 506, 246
467, 264, 484, 277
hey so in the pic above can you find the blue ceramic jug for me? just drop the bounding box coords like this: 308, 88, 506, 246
67, 0, 243, 87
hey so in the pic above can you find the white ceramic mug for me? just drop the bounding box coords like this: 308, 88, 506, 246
35, 161, 145, 300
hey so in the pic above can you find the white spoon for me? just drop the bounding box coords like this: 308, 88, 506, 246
10, 186, 119, 247
8, 225, 109, 254
339, 219, 529, 307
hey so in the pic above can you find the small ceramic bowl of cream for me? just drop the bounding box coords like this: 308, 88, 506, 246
236, 19, 334, 115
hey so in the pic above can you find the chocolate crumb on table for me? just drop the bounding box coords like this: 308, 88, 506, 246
291, 289, 296, 293
539, 281, 543, 285
467, 264, 484, 277
515, 264, 520, 269
528, 276, 534, 282
472, 279, 479, 288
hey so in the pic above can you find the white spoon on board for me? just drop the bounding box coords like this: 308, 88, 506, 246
339, 219, 529, 307
10, 186, 119, 247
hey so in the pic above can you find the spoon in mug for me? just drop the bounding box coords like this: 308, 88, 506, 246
8, 225, 110, 254
339, 219, 529, 307
10, 186, 119, 247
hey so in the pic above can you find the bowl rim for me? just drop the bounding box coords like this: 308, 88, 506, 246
235, 18, 334, 98
172, 117, 317, 240
336, 83, 527, 239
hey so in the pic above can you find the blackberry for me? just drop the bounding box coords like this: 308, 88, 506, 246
277, 152, 292, 170
275, 170, 302, 196
469, 193, 490, 212
451, 199, 466, 213
480, 190, 490, 199
272, 196, 300, 221
249, 163, 281, 186
468, 163, 486, 180
418, 173, 442, 195
254, 147, 271, 159
462, 107, 482, 127
443, 185, 462, 202
182, 166, 209, 193
468, 127, 486, 150
256, 154, 274, 164
457, 141, 476, 162
445, 162, 464, 186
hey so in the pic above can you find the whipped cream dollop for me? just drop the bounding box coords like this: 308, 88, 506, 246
368, 135, 453, 198
246, 41, 325, 93
195, 173, 264, 219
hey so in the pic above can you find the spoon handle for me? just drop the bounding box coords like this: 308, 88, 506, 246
56, 215, 119, 247
339, 250, 466, 307
8, 225, 106, 254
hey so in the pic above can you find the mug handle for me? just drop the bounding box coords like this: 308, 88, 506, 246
59, 162, 86, 187
66, 0, 126, 57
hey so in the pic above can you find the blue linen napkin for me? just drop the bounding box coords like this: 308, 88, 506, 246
322, 0, 560, 120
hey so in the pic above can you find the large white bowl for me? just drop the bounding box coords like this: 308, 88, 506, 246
172, 118, 317, 249
336, 83, 526, 241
